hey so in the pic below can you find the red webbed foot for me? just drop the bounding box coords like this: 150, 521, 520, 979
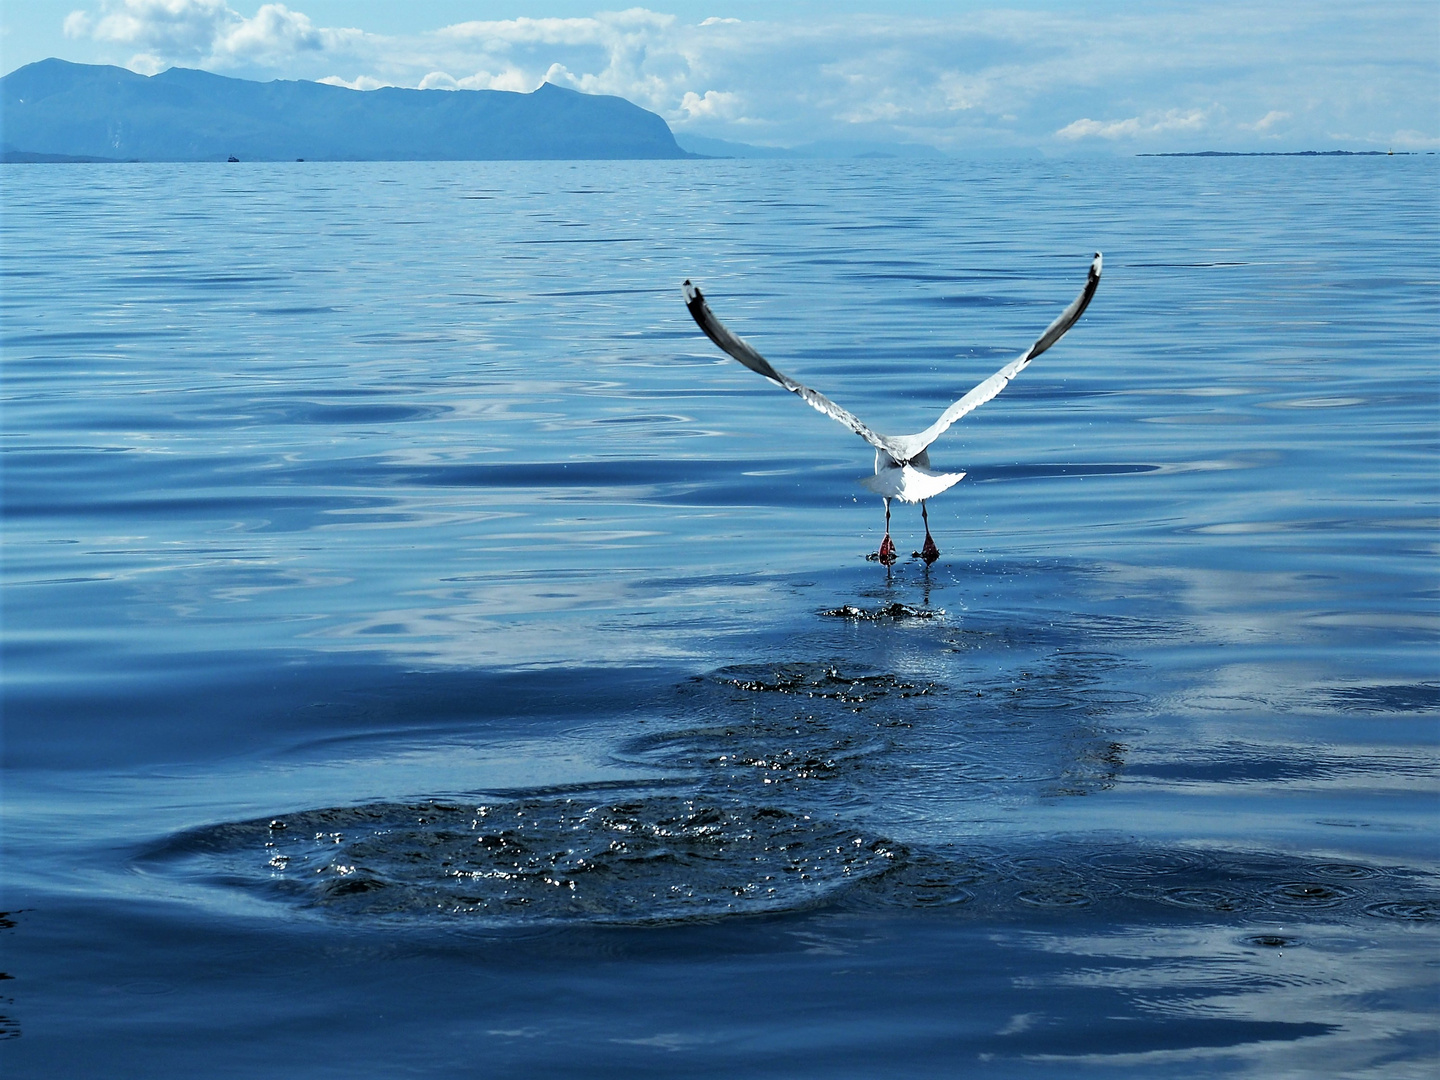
878, 534, 897, 566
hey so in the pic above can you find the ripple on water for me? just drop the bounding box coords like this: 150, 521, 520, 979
152, 792, 900, 925
1310, 862, 1387, 881
1155, 886, 1251, 913
819, 603, 941, 621
857, 853, 983, 909
1244, 934, 1301, 949
717, 662, 938, 703
128, 645, 1440, 929
1323, 682, 1440, 714
854, 844, 1439, 923
618, 723, 891, 784
1079, 848, 1211, 879
145, 810, 1440, 929
1363, 899, 1440, 922
1264, 881, 1357, 910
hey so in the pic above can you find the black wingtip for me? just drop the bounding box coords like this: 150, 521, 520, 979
682, 280, 722, 348
683, 280, 706, 318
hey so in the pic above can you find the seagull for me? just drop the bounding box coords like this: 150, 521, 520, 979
682, 253, 1102, 566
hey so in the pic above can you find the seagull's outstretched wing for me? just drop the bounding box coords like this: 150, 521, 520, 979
886, 252, 1102, 461
683, 280, 909, 460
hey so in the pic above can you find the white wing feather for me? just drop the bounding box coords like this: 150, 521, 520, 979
682, 251, 1101, 465
682, 280, 909, 460
886, 252, 1102, 461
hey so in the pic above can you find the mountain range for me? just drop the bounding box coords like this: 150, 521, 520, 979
0, 59, 690, 162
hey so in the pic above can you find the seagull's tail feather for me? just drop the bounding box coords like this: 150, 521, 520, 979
860, 464, 966, 503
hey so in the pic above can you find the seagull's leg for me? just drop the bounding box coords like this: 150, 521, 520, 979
878, 498, 897, 565
920, 501, 940, 564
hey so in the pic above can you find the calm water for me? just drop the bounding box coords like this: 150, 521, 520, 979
2, 157, 1437, 1076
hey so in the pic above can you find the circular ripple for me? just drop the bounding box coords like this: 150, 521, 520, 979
1363, 899, 1440, 922
1244, 934, 1300, 949
857, 854, 984, 909
1264, 881, 1356, 910
1311, 862, 1384, 881
1082, 848, 1211, 879
1016, 887, 1092, 908
885, 882, 976, 909
1004, 688, 1148, 714
1006, 855, 1075, 874
1157, 886, 1249, 913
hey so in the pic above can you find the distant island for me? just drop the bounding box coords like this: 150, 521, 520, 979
0, 58, 690, 162
1138, 150, 1413, 157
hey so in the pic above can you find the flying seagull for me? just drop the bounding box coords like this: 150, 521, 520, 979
682, 252, 1102, 565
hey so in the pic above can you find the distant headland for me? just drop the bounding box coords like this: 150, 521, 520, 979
0, 58, 691, 162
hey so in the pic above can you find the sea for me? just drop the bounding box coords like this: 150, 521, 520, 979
1, 155, 1436, 1077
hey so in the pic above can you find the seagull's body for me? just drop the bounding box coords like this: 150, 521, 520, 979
683, 253, 1102, 564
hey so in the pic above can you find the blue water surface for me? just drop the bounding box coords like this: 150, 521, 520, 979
2, 156, 1437, 1077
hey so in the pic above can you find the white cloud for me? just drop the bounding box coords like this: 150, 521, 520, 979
1056, 108, 1211, 141
62, 10, 94, 37
489, 67, 541, 93
679, 89, 740, 120
415, 69, 534, 92
127, 52, 167, 75
86, 0, 237, 61
1378, 129, 1440, 150
217, 4, 323, 61
315, 73, 385, 91
68, 0, 356, 72
54, 2, 1440, 153
1241, 109, 1291, 132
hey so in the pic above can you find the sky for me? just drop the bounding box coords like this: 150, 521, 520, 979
2, 1, 1436, 154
